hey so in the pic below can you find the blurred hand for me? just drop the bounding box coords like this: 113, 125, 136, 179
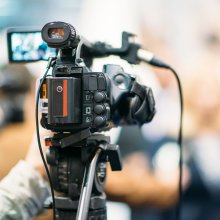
25, 127, 53, 179
153, 142, 191, 192
154, 164, 190, 191
106, 152, 190, 208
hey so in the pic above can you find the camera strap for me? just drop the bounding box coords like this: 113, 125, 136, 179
60, 129, 91, 148
130, 81, 156, 124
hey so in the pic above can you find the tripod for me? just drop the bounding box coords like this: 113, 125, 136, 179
44, 129, 122, 220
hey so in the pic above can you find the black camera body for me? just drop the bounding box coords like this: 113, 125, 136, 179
40, 22, 156, 133
40, 65, 111, 132
6, 21, 156, 135
40, 60, 147, 132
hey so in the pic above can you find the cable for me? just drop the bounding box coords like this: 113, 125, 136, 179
35, 58, 56, 220
144, 55, 183, 220
167, 66, 183, 220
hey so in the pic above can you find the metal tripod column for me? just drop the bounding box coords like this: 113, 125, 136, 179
76, 148, 102, 220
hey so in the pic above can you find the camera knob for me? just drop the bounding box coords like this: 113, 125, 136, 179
94, 116, 106, 127
94, 92, 106, 103
94, 105, 105, 115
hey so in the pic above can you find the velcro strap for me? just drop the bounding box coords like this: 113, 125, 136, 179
130, 81, 146, 101
60, 129, 91, 148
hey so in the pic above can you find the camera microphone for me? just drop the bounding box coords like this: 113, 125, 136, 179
81, 31, 171, 69
137, 48, 170, 68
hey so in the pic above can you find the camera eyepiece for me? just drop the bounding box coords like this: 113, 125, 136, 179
42, 22, 80, 49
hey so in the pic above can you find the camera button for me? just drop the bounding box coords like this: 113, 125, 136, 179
89, 76, 98, 90
84, 105, 93, 115
84, 116, 92, 123
105, 104, 110, 120
98, 76, 106, 90
94, 105, 105, 115
86, 107, 92, 114
84, 92, 93, 102
94, 116, 106, 127
94, 92, 106, 103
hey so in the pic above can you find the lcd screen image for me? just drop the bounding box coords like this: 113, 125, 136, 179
10, 32, 56, 61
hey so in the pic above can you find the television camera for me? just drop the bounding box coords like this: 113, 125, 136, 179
37, 21, 156, 220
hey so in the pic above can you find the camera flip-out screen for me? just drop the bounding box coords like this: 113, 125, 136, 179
7, 30, 56, 62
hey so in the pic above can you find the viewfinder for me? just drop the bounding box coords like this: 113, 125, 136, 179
48, 28, 64, 39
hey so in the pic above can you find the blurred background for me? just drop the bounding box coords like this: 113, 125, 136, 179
1, 0, 220, 220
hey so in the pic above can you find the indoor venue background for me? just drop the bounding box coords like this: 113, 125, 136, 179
1, 1, 220, 220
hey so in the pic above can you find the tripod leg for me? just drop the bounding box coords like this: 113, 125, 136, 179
76, 148, 102, 220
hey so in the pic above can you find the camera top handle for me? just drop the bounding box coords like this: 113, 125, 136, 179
78, 32, 141, 66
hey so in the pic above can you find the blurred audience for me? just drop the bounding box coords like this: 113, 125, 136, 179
0, 64, 34, 178
106, 126, 188, 208
0, 129, 50, 220
142, 55, 220, 220
0, 64, 32, 129
0, 63, 52, 220
1, 0, 220, 219
180, 56, 220, 220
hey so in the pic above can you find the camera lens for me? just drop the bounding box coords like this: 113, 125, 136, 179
48, 28, 64, 39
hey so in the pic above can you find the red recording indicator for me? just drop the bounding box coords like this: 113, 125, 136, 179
63, 79, 68, 117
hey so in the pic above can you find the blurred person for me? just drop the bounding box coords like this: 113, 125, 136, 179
0, 64, 35, 178
0, 62, 53, 220
0, 64, 32, 129
145, 55, 220, 220
0, 129, 51, 220
179, 57, 220, 220
107, 124, 189, 220
106, 126, 188, 207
